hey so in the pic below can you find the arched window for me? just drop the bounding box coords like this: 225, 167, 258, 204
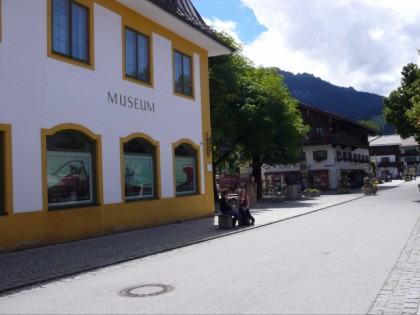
175, 143, 197, 195
47, 130, 95, 208
123, 138, 156, 200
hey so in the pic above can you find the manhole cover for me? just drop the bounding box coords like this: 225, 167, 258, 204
119, 284, 173, 297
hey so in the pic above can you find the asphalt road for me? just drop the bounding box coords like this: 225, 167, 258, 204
0, 183, 419, 314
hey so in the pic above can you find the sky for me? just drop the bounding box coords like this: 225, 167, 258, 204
192, 0, 420, 97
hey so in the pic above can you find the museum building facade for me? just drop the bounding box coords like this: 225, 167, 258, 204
0, 0, 231, 252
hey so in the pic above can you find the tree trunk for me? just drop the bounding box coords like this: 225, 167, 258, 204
252, 156, 263, 200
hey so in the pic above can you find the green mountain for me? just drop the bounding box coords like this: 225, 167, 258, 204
277, 69, 395, 134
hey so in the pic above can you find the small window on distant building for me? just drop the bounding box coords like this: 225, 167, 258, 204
174, 50, 193, 96
313, 150, 327, 162
381, 157, 390, 163
314, 127, 326, 136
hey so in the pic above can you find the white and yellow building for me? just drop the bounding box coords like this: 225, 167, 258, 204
0, 0, 231, 252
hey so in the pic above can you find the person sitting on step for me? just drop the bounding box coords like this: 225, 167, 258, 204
237, 187, 255, 226
219, 189, 242, 227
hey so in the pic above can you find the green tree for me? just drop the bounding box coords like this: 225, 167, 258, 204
235, 67, 308, 199
383, 61, 420, 142
209, 37, 308, 200
208, 38, 252, 201
359, 120, 380, 132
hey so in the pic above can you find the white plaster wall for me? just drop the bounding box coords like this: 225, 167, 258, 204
1, 0, 48, 212
0, 2, 206, 212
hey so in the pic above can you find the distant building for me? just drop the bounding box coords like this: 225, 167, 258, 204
369, 135, 419, 178
0, 0, 232, 252
400, 137, 420, 175
262, 102, 381, 191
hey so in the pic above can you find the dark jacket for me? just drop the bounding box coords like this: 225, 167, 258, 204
219, 196, 232, 214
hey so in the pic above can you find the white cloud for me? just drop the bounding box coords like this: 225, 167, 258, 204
231, 0, 420, 96
202, 17, 243, 45
368, 28, 384, 41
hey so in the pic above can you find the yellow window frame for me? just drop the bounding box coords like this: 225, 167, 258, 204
41, 123, 103, 210
47, 0, 95, 70
120, 133, 161, 202
172, 139, 201, 196
172, 48, 195, 100
0, 124, 12, 214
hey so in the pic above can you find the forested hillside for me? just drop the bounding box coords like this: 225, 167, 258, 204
277, 69, 396, 134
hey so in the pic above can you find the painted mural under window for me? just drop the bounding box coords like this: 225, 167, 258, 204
175, 157, 196, 194
124, 155, 154, 200
47, 151, 92, 205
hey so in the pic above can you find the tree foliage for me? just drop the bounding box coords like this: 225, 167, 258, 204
359, 120, 380, 132
383, 61, 420, 142
208, 37, 251, 170
209, 35, 309, 199
237, 67, 307, 164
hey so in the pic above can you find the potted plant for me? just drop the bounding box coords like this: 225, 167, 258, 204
338, 173, 351, 194
361, 177, 378, 195
302, 188, 321, 198
403, 173, 413, 181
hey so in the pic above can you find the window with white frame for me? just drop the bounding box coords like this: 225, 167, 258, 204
381, 157, 390, 163
313, 150, 327, 162
336, 151, 342, 161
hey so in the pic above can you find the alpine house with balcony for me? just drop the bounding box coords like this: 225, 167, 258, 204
262, 102, 381, 191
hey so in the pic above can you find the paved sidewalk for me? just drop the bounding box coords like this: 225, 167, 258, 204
0, 180, 409, 301
368, 213, 420, 315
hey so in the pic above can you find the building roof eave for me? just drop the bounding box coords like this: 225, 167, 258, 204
298, 101, 382, 136
116, 0, 233, 56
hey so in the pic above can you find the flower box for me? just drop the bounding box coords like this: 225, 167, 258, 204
362, 187, 377, 195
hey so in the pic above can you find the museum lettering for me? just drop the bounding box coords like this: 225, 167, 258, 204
107, 92, 155, 112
